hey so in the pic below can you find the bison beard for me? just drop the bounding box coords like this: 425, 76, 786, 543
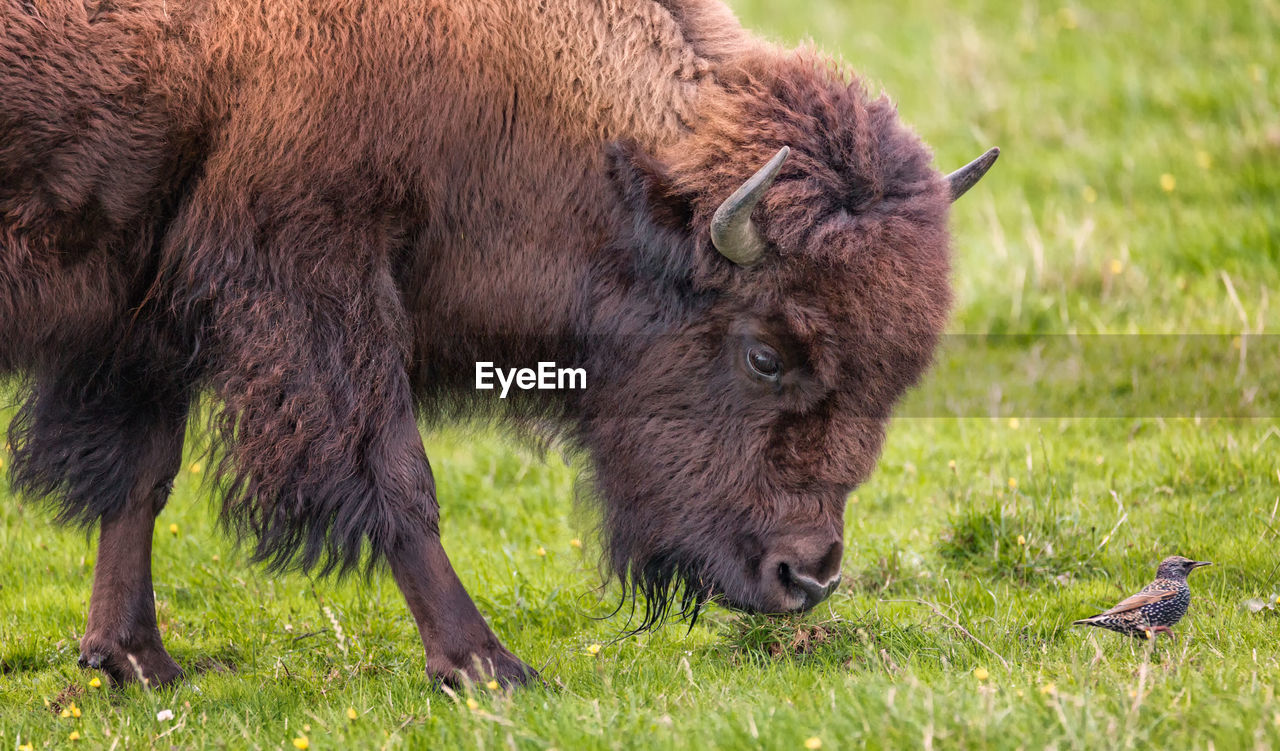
0, 0, 993, 688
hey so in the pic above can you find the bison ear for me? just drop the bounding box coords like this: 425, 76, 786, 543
606, 141, 699, 283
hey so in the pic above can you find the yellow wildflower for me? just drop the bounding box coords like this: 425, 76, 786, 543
486, 680, 500, 691
1040, 683, 1056, 695
587, 643, 602, 656
68, 731, 81, 741
347, 707, 358, 720
190, 462, 202, 474
948, 460, 957, 472
1017, 535, 1026, 546
1008, 478, 1018, 490
89, 677, 102, 689
70, 702, 81, 718
59, 708, 71, 719
292, 737, 309, 750
1108, 259, 1124, 275
536, 546, 547, 557
805, 738, 823, 750
1160, 174, 1176, 192
1008, 417, 1020, 429
169, 523, 179, 535
465, 697, 479, 711
973, 667, 990, 681
18, 743, 33, 751
570, 538, 583, 549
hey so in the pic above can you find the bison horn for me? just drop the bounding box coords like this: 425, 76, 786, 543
946, 147, 1000, 201
711, 146, 791, 266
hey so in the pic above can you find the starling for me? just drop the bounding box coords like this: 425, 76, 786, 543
1073, 556, 1212, 639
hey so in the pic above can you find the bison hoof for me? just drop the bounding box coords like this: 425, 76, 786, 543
432, 648, 538, 690
78, 638, 183, 688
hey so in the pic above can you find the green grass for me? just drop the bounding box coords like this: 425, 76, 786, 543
4, 0, 1280, 747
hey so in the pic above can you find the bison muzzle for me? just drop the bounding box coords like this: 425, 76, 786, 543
0, 0, 995, 687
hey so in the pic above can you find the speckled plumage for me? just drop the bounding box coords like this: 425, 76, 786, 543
1073, 556, 1212, 639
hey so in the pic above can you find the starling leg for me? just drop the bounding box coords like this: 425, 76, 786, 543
1151, 625, 1176, 640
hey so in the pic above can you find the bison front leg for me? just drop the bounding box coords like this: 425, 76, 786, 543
9, 372, 188, 686
78, 409, 187, 687
177, 189, 533, 687
80, 489, 183, 686
387, 529, 536, 687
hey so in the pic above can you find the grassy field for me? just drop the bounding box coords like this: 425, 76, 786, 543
4, 0, 1280, 748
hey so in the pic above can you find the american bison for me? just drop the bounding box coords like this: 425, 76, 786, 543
0, 0, 996, 687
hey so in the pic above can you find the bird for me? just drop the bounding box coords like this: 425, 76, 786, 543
1073, 556, 1212, 640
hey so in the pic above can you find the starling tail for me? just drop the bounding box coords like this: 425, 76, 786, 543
1073, 555, 1212, 639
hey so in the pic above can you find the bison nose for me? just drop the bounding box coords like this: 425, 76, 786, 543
771, 539, 844, 611
781, 565, 842, 609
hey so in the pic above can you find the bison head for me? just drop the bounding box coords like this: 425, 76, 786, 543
575, 56, 996, 626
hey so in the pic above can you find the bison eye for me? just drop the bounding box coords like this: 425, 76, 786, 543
746, 345, 782, 381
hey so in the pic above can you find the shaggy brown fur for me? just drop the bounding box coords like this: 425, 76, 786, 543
1, 0, 973, 687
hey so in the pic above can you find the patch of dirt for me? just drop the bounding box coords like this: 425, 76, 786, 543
50, 683, 84, 715
767, 623, 835, 657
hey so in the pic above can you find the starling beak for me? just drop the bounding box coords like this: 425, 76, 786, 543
1073, 556, 1212, 640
